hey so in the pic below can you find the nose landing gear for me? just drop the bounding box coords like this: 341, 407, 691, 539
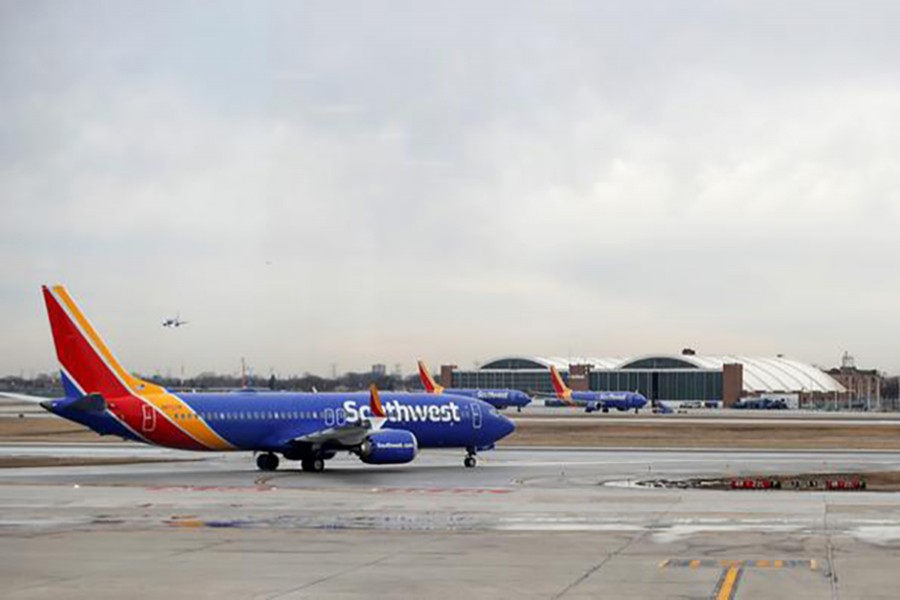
464, 447, 477, 468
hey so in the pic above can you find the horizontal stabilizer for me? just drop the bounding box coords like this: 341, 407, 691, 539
68, 393, 108, 413
0, 392, 51, 404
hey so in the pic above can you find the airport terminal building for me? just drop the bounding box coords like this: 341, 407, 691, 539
440, 353, 849, 408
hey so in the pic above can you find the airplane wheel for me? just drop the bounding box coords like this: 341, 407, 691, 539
464, 456, 477, 468
302, 457, 325, 472
256, 453, 279, 471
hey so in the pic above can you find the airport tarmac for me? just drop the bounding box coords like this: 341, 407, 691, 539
3, 444, 900, 598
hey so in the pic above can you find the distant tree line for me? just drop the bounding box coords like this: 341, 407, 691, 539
0, 373, 63, 397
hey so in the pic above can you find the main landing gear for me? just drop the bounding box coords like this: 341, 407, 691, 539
301, 456, 325, 473
256, 452, 326, 472
256, 452, 280, 471
464, 447, 477, 468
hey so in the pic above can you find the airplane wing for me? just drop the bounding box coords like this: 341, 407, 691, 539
0, 392, 51, 404
292, 422, 373, 446
289, 384, 387, 447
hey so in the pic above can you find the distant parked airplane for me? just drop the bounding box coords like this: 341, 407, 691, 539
28, 286, 515, 471
548, 365, 648, 413
417, 360, 532, 411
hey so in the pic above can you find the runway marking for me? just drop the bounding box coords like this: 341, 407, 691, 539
663, 559, 816, 569
376, 487, 512, 495
169, 519, 204, 528
713, 565, 742, 600
147, 485, 273, 493
662, 558, 818, 600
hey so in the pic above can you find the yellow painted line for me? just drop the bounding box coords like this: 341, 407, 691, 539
716, 566, 741, 600
662, 558, 812, 571
721, 559, 739, 567
168, 519, 204, 528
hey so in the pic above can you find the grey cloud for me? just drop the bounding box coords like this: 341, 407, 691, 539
2, 1, 900, 376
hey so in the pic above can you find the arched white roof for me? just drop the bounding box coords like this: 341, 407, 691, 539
479, 355, 627, 370
478, 354, 844, 394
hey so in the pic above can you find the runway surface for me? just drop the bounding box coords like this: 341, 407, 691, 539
3, 443, 900, 598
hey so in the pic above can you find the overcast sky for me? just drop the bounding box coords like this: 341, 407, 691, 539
2, 1, 899, 378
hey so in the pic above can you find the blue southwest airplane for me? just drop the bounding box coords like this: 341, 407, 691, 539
548, 365, 648, 413
22, 286, 516, 471
417, 360, 532, 411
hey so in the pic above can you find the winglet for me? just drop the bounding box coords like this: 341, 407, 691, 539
417, 360, 444, 394
549, 365, 575, 404
369, 384, 386, 418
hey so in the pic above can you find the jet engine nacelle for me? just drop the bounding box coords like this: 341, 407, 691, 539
359, 429, 418, 465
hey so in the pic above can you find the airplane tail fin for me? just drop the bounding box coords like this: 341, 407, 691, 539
417, 360, 444, 394
549, 365, 574, 403
42, 285, 156, 399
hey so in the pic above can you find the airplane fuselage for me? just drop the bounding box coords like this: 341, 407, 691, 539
545, 391, 648, 412
43, 390, 514, 454
441, 388, 532, 410
578, 391, 647, 412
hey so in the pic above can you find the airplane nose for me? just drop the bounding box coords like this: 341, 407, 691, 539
497, 413, 515, 438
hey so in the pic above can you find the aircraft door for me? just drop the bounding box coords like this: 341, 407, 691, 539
141, 404, 157, 433
472, 403, 482, 429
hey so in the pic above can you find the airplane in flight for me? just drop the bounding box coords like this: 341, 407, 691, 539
162, 314, 187, 328
417, 360, 532, 411
24, 286, 515, 472
548, 365, 648, 413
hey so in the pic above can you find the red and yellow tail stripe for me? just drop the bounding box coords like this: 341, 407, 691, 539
549, 365, 575, 404
417, 359, 444, 394
43, 285, 234, 451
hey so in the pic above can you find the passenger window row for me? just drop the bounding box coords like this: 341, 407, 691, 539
171, 411, 320, 422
